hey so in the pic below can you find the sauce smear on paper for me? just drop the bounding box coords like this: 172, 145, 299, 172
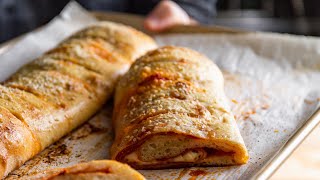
188, 169, 208, 180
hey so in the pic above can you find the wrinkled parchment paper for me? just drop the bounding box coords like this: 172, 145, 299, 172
1, 2, 319, 180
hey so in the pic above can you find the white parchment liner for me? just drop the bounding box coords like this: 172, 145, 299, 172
0, 2, 319, 180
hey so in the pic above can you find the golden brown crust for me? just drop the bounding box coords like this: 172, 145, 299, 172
18, 160, 145, 180
111, 46, 248, 168
0, 21, 156, 178
0, 106, 40, 178
66, 22, 156, 62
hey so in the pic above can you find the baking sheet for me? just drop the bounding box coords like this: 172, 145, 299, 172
1, 2, 320, 180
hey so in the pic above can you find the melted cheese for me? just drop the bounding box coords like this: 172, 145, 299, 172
125, 151, 140, 162
172, 151, 203, 162
125, 150, 205, 163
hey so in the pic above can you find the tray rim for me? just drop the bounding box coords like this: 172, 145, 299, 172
0, 11, 319, 180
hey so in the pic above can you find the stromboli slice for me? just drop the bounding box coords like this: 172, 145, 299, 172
0, 21, 156, 178
12, 160, 145, 180
111, 46, 248, 168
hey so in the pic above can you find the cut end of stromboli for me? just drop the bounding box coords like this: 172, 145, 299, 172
111, 46, 249, 168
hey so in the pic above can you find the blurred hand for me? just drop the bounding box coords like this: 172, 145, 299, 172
144, 0, 197, 32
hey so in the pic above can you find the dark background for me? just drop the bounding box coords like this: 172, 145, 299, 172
0, 0, 319, 43
215, 0, 320, 36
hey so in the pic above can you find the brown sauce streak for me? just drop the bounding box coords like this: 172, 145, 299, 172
69, 122, 107, 140
43, 144, 70, 164
188, 169, 208, 180
176, 168, 189, 180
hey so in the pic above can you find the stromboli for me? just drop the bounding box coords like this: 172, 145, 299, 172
15, 160, 145, 180
111, 46, 248, 168
0, 21, 156, 178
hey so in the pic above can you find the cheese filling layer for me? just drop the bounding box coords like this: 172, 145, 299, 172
124, 148, 238, 164
125, 150, 206, 164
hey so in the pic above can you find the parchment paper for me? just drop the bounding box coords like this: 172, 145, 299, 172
1, 2, 319, 180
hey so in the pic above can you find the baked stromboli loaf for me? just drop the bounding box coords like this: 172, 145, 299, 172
17, 160, 145, 180
0, 22, 156, 178
111, 46, 248, 168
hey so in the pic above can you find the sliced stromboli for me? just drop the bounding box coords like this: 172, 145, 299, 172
111, 46, 248, 169
13, 160, 145, 180
0, 21, 157, 178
